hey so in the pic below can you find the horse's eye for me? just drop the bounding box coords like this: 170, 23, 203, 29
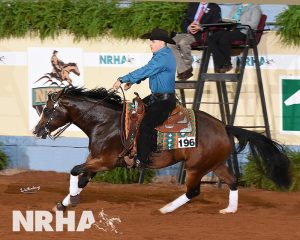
48, 92, 57, 102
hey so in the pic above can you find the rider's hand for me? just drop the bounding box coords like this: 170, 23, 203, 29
188, 22, 201, 34
113, 78, 122, 90
124, 83, 132, 91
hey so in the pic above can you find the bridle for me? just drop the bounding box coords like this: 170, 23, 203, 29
42, 87, 127, 142
42, 88, 66, 140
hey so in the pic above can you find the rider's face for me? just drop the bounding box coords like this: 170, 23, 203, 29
149, 40, 165, 53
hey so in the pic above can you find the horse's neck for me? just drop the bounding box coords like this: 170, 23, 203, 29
66, 98, 121, 137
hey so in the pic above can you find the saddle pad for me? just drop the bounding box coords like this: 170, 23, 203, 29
156, 109, 197, 151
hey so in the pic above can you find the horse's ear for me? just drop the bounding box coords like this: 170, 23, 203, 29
47, 88, 65, 102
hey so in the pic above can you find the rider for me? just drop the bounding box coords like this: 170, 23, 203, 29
51, 50, 66, 79
113, 28, 177, 167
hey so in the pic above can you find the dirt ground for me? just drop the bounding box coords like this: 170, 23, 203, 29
0, 170, 299, 240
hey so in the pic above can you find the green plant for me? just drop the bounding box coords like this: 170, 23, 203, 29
286, 150, 300, 191
92, 167, 155, 184
110, 1, 186, 39
64, 0, 117, 41
275, 5, 300, 46
242, 149, 300, 191
0, 147, 9, 170
0, 0, 187, 41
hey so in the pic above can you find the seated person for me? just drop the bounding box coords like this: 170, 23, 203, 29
170, 2, 221, 80
208, 4, 262, 73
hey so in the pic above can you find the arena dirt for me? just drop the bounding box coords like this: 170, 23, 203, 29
0, 171, 299, 240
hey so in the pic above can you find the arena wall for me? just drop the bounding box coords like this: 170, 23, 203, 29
0, 31, 299, 172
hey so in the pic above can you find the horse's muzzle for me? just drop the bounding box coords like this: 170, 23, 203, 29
33, 128, 48, 139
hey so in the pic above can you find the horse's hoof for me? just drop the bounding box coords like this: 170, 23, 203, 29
219, 208, 237, 214
70, 194, 80, 207
52, 202, 66, 212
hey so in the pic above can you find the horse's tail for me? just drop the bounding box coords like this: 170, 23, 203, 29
225, 125, 291, 189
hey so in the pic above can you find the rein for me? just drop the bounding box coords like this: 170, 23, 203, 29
119, 87, 127, 146
48, 87, 125, 140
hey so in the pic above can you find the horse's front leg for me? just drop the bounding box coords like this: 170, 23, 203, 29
53, 163, 93, 211
53, 154, 115, 212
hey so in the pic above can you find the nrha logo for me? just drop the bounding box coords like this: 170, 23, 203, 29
12, 210, 95, 232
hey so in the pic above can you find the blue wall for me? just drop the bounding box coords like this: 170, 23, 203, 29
0, 135, 299, 175
0, 136, 89, 172
0, 135, 180, 175
0, 135, 179, 175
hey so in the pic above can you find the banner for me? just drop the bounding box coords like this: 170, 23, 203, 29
28, 47, 84, 130
281, 76, 300, 133
2, 51, 300, 70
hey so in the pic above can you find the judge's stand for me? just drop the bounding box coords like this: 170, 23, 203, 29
175, 15, 270, 184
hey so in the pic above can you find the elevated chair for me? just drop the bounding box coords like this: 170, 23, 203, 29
176, 14, 270, 184
176, 14, 268, 105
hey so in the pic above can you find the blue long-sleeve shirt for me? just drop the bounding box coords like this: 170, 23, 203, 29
120, 46, 176, 93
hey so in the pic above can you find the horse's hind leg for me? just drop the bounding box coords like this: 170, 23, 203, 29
159, 170, 202, 214
214, 163, 238, 214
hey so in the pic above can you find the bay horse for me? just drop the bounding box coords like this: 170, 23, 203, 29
35, 63, 80, 86
33, 87, 291, 214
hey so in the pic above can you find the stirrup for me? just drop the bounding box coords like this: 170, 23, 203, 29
124, 156, 140, 169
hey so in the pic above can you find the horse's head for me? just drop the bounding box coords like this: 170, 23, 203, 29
33, 90, 70, 139
66, 63, 80, 76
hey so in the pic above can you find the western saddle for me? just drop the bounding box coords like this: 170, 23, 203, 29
119, 93, 192, 167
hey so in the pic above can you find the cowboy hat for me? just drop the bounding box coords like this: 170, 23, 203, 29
140, 28, 176, 44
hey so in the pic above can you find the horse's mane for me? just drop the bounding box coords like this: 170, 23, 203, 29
64, 86, 123, 107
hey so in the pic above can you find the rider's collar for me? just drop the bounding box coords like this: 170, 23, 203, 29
153, 46, 167, 55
